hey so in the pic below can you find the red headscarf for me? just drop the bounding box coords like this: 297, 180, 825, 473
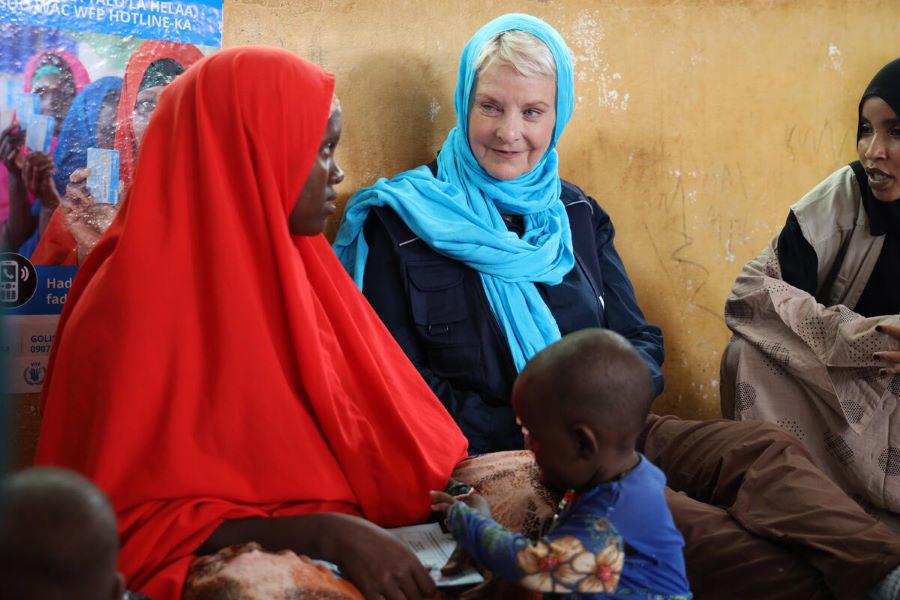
30, 40, 203, 266
23, 49, 91, 94
114, 40, 203, 191
36, 46, 467, 599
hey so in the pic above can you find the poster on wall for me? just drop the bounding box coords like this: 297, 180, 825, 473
1, 0, 222, 393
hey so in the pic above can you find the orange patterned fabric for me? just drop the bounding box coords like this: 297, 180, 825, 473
452, 451, 558, 539
183, 544, 364, 600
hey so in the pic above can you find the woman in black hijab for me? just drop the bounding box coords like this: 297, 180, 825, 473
777, 58, 900, 322
722, 58, 900, 531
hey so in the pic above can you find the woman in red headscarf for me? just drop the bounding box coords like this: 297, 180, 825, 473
36, 46, 467, 600
30, 40, 203, 266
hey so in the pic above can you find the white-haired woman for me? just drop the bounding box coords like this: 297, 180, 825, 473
337, 15, 664, 457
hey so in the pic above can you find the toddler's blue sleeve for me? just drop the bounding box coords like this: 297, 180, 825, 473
446, 502, 623, 595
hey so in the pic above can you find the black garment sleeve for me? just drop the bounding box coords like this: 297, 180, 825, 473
590, 203, 666, 396
776, 211, 819, 296
361, 213, 517, 454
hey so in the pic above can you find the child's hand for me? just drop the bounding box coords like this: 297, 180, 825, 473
431, 488, 492, 518
461, 493, 491, 518
442, 537, 497, 599
429, 490, 457, 514
440, 542, 471, 575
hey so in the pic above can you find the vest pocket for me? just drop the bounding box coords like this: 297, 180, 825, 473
407, 262, 482, 380
407, 262, 467, 327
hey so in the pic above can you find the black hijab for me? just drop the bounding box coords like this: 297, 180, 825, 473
855, 58, 900, 219
858, 57, 900, 141
781, 58, 900, 314
852, 58, 900, 316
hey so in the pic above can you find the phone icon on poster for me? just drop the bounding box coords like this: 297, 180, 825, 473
0, 253, 36, 308
1, 260, 19, 303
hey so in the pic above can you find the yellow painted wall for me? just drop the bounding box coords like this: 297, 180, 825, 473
224, 0, 900, 419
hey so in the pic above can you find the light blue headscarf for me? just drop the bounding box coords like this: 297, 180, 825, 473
333, 13, 575, 371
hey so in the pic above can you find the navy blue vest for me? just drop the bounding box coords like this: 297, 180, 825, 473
365, 181, 608, 452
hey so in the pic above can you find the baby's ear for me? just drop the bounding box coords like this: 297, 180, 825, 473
111, 572, 125, 600
572, 423, 598, 458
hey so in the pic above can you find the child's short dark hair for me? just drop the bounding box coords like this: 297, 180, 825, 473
518, 328, 654, 438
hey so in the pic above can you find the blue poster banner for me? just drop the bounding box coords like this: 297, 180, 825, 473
2, 261, 77, 393
0, 0, 223, 46
2, 0, 219, 392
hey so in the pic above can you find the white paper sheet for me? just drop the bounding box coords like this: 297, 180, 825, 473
388, 523, 484, 587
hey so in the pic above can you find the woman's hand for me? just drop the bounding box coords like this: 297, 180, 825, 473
198, 513, 435, 600
332, 517, 436, 600
58, 168, 120, 262
22, 152, 61, 207
874, 324, 900, 375
0, 123, 25, 174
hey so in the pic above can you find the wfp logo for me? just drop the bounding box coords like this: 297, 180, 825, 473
24, 362, 45, 386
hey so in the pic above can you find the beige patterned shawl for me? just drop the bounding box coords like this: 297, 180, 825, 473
721, 237, 900, 528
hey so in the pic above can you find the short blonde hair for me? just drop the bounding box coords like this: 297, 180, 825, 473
474, 29, 556, 79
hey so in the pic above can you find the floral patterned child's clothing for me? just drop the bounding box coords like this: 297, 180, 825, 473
446, 455, 691, 599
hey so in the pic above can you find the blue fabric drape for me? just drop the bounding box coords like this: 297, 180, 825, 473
51, 76, 123, 194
